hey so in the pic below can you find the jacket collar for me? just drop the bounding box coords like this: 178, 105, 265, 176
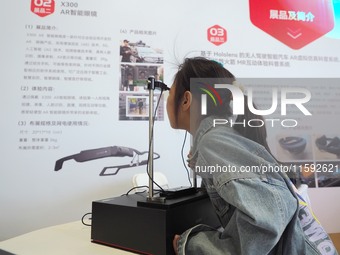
190, 116, 234, 159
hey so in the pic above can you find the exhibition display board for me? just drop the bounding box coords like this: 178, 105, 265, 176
1, 0, 340, 241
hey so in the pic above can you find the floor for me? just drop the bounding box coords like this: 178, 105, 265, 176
329, 233, 340, 252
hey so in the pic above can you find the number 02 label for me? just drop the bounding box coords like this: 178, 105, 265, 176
31, 0, 55, 17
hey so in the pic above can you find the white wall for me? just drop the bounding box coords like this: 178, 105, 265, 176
1, 0, 340, 241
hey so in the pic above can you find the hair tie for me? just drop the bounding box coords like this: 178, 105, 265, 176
211, 60, 224, 67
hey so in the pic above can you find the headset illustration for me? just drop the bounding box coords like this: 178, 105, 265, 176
279, 136, 307, 154
315, 135, 340, 157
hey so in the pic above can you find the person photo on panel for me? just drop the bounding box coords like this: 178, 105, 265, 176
120, 39, 132, 62
166, 57, 337, 255
124, 73, 134, 91
134, 71, 147, 87
137, 98, 144, 115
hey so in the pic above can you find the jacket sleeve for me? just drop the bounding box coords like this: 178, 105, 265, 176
176, 177, 306, 255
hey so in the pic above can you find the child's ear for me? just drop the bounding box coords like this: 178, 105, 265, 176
182, 91, 192, 111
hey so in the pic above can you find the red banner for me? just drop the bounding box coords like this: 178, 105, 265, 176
249, 0, 334, 49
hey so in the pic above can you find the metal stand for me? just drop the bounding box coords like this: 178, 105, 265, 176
145, 76, 197, 202
146, 76, 166, 202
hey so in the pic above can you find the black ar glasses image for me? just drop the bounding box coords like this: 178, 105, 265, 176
54, 146, 160, 176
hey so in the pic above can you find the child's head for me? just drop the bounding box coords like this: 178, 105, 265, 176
167, 57, 235, 129
166, 57, 270, 151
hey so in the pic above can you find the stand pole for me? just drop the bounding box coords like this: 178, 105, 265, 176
148, 85, 154, 198
145, 76, 167, 203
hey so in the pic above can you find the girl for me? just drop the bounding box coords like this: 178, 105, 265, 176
166, 57, 337, 255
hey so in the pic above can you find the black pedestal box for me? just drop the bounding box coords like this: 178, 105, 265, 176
91, 190, 219, 255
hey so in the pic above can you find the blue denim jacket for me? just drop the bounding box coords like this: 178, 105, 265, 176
176, 116, 337, 255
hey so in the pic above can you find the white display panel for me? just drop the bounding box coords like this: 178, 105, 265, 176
1, 0, 340, 240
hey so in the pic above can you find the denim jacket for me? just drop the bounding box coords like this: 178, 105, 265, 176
176, 116, 337, 255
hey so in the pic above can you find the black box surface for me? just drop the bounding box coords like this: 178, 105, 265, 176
91, 190, 219, 255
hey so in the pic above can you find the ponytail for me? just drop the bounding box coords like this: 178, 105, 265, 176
233, 95, 271, 153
